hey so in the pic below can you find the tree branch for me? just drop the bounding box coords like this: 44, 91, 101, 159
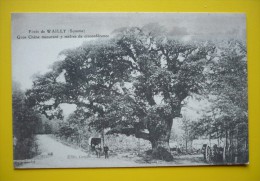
106, 127, 150, 140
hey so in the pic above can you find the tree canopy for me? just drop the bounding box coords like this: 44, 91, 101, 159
26, 24, 234, 160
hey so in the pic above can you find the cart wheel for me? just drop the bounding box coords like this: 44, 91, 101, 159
205, 145, 211, 162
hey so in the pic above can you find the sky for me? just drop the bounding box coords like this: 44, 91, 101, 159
11, 13, 246, 117
12, 13, 246, 90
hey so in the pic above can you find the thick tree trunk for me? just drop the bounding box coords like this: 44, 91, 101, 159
149, 118, 173, 161
151, 137, 171, 152
150, 135, 173, 161
107, 116, 175, 161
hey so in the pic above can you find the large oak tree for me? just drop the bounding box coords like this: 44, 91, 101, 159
27, 25, 213, 160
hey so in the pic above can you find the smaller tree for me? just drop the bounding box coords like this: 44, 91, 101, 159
13, 82, 41, 159
57, 109, 93, 148
181, 116, 197, 153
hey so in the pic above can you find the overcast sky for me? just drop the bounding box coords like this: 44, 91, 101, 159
12, 13, 246, 90
11, 13, 246, 117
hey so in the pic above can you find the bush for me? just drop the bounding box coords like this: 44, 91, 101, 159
14, 137, 38, 160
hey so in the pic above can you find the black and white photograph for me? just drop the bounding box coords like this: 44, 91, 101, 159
12, 13, 248, 168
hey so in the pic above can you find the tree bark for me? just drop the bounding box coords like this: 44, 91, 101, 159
149, 117, 173, 161
151, 137, 171, 152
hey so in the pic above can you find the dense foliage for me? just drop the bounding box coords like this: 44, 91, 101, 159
26, 25, 247, 162
186, 40, 248, 163
13, 82, 41, 159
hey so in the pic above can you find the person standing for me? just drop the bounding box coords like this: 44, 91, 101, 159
104, 145, 109, 159
95, 144, 101, 158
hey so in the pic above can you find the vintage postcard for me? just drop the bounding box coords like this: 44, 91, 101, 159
12, 13, 248, 168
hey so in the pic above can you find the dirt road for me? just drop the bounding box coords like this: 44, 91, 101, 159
17, 135, 144, 168
16, 135, 207, 168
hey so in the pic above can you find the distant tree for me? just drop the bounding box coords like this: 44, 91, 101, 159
197, 40, 248, 163
27, 25, 214, 161
57, 109, 91, 146
181, 116, 197, 152
12, 82, 41, 159
43, 122, 53, 134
